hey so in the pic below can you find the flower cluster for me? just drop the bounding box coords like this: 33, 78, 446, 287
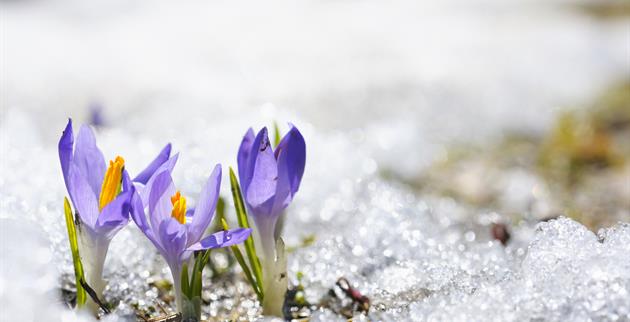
58, 119, 305, 320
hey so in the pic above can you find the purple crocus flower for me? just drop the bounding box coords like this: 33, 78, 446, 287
88, 102, 106, 127
237, 125, 305, 316
129, 164, 252, 312
237, 125, 306, 246
58, 118, 173, 312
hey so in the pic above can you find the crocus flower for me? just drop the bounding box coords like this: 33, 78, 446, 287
129, 164, 252, 313
88, 102, 105, 127
237, 125, 306, 316
58, 119, 172, 313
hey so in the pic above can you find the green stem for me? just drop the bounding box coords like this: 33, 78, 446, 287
221, 218, 263, 301
229, 167, 264, 297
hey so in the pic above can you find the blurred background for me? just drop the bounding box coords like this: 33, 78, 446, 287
2, 0, 628, 228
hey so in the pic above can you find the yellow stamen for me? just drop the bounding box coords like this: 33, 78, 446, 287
98, 156, 125, 211
170, 191, 187, 224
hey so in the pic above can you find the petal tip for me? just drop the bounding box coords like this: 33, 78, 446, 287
162, 143, 172, 156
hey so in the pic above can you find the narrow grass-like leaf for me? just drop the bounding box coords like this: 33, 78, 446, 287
180, 263, 190, 299
228, 167, 264, 295
189, 258, 199, 299
64, 197, 86, 307
208, 196, 227, 237
229, 167, 251, 230
221, 218, 263, 301
201, 249, 211, 267
273, 121, 281, 147
190, 253, 205, 298
216, 197, 226, 221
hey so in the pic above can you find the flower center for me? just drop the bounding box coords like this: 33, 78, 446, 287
99, 156, 125, 211
170, 191, 187, 224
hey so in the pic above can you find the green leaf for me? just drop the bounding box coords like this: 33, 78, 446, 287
180, 263, 190, 299
228, 167, 264, 295
229, 167, 250, 230
180, 252, 209, 321
273, 121, 281, 147
180, 295, 201, 321
221, 218, 263, 301
216, 197, 226, 221
208, 196, 227, 237
190, 253, 206, 298
201, 249, 211, 267
63, 197, 86, 308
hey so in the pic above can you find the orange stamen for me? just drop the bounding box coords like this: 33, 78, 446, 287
98, 156, 125, 211
170, 191, 187, 224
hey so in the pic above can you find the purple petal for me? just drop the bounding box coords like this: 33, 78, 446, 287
187, 164, 221, 246
133, 143, 172, 184
121, 169, 132, 193
129, 188, 164, 252
245, 128, 278, 215
67, 163, 100, 229
187, 228, 252, 251
58, 119, 74, 192
148, 170, 176, 234
95, 191, 131, 240
139, 153, 179, 207
237, 128, 255, 193
271, 147, 293, 215
185, 207, 195, 219
74, 125, 106, 196
275, 125, 306, 196
242, 128, 268, 196
158, 217, 188, 265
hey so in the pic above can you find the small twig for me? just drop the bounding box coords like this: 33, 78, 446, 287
79, 278, 111, 314
156, 301, 169, 315
336, 278, 370, 313
147, 313, 181, 322
136, 312, 149, 322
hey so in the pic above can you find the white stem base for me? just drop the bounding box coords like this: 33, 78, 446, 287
169, 262, 185, 314
261, 238, 288, 317
78, 230, 109, 315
